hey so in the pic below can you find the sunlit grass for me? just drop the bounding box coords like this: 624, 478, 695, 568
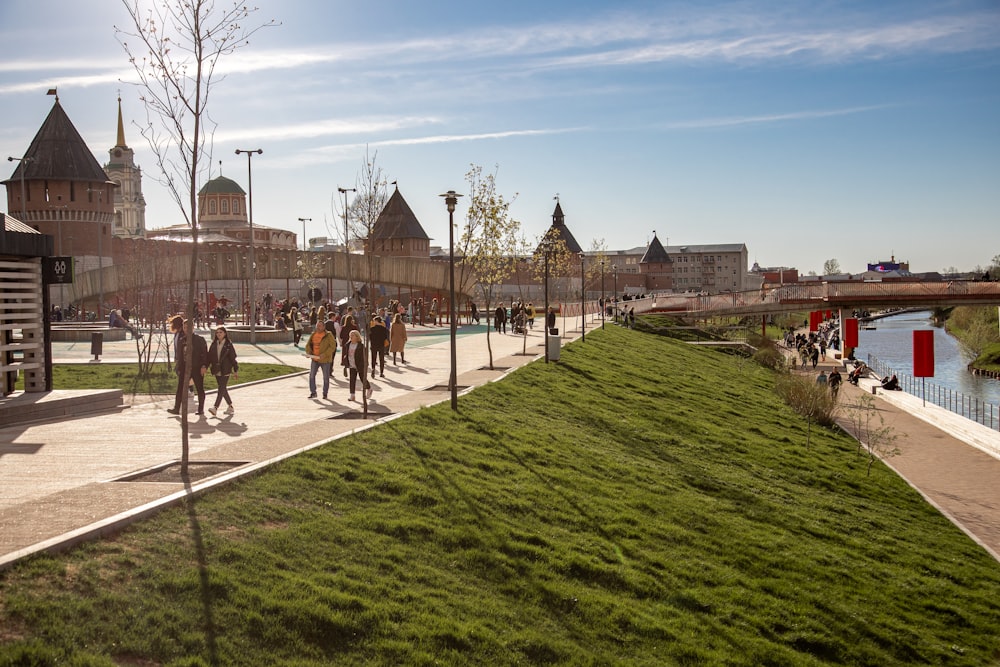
2, 326, 999, 665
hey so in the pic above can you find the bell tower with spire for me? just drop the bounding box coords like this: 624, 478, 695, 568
104, 95, 146, 238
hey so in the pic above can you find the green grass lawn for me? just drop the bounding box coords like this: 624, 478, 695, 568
13, 362, 300, 394
2, 327, 1000, 665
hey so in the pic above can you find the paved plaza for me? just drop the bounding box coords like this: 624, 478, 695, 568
2, 316, 1000, 570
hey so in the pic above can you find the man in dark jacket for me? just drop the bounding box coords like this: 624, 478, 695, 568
169, 319, 208, 416
368, 316, 389, 377
495, 304, 507, 334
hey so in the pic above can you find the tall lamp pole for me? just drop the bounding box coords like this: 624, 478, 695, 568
337, 187, 356, 303
579, 252, 586, 342
235, 148, 262, 343
542, 241, 553, 363
612, 265, 618, 324
297, 217, 312, 252
439, 190, 462, 410
600, 259, 605, 330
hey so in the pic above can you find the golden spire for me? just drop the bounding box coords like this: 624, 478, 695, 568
116, 93, 126, 148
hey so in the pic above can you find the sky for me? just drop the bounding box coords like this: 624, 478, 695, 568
1, 0, 998, 276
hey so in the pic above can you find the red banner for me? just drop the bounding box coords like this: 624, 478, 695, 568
809, 311, 822, 332
844, 318, 858, 348
913, 330, 935, 377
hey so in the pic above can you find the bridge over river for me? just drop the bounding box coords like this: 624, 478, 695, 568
633, 281, 1000, 319
61, 248, 477, 305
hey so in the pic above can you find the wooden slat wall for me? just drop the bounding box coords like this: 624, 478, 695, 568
0, 257, 44, 393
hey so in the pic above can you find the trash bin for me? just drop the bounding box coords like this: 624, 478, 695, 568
90, 332, 103, 360
547, 333, 561, 361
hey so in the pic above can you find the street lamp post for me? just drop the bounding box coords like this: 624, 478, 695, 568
612, 265, 618, 323
439, 190, 462, 410
337, 187, 356, 303
542, 240, 553, 363
6, 156, 32, 223
600, 259, 605, 330
235, 148, 262, 343
579, 252, 586, 343
297, 217, 312, 252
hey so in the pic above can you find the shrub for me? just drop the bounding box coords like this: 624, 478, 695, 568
774, 372, 838, 448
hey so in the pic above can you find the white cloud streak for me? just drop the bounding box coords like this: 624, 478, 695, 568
662, 105, 892, 130
284, 128, 584, 167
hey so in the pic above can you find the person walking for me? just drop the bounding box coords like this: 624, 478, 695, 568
305, 321, 337, 399
287, 307, 300, 346
168, 317, 208, 416
389, 312, 408, 365
495, 304, 506, 334
206, 325, 238, 416
346, 329, 372, 402
828, 367, 842, 397
339, 314, 359, 378
369, 315, 389, 377
430, 298, 439, 326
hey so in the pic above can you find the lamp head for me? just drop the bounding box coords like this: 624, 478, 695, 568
439, 190, 462, 213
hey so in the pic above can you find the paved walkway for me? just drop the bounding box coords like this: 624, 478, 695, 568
2, 318, 999, 570
784, 345, 1000, 560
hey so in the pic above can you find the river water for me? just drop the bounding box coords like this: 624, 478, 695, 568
853, 310, 1000, 407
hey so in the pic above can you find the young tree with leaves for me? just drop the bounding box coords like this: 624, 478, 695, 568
117, 0, 274, 470
459, 165, 520, 369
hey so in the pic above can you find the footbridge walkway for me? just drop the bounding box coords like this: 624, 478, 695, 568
62, 248, 477, 304
627, 281, 1000, 319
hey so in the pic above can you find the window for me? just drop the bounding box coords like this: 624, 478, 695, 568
209, 200, 217, 214
233, 199, 240, 214
221, 199, 229, 214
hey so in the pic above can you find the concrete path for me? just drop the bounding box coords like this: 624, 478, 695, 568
2, 317, 999, 570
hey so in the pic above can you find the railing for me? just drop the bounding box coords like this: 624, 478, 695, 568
643, 281, 1000, 317
867, 354, 1000, 431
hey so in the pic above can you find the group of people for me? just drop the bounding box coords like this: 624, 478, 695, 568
302, 305, 410, 403
166, 314, 238, 418
815, 367, 843, 396
493, 301, 536, 335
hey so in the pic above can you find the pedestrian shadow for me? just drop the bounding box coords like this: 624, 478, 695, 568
213, 416, 248, 437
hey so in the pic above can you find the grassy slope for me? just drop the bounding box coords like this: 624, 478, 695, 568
2, 327, 999, 666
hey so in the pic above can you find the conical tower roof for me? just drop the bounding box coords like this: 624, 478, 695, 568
372, 186, 429, 240
640, 232, 671, 264
4, 98, 110, 184
538, 200, 582, 254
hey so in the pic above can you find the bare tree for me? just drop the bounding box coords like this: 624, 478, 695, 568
823, 258, 841, 276
349, 147, 391, 323
460, 164, 520, 369
844, 393, 899, 476
117, 0, 275, 470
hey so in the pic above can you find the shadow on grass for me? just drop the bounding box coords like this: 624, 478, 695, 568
181, 470, 219, 664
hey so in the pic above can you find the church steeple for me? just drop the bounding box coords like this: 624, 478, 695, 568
105, 96, 146, 238
115, 94, 127, 148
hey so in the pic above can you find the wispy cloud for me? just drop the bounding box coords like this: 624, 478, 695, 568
662, 105, 892, 130
5, 8, 996, 97
284, 127, 584, 167
212, 116, 444, 144
541, 14, 1000, 69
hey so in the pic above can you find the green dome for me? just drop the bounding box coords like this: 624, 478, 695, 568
198, 175, 245, 195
